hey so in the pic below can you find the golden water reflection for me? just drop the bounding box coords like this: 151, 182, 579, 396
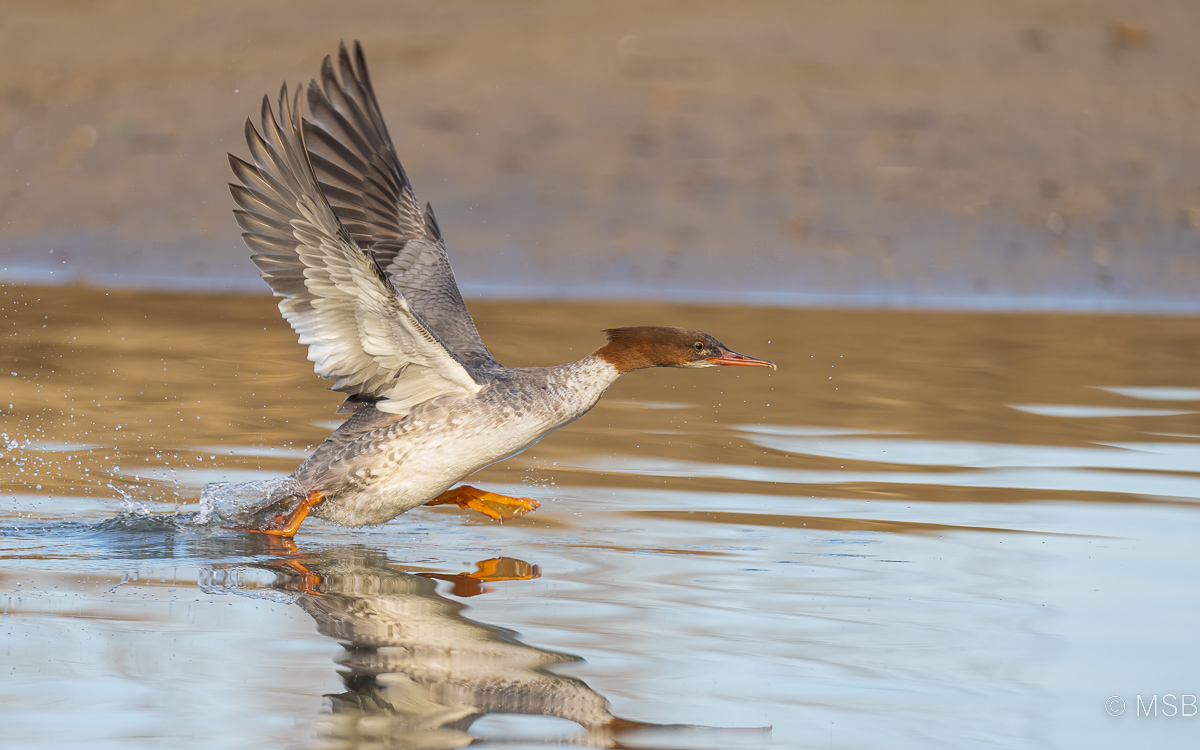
3, 283, 1200, 517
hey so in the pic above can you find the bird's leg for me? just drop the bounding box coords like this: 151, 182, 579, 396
227, 490, 323, 537
424, 485, 540, 521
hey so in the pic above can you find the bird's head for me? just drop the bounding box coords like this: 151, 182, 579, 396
595, 326, 775, 374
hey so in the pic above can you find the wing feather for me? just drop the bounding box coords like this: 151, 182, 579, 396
303, 41, 498, 370
228, 84, 483, 415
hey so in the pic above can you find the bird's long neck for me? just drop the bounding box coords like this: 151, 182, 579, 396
535, 354, 623, 426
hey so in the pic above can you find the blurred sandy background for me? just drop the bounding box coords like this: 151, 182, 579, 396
2, 0, 1199, 309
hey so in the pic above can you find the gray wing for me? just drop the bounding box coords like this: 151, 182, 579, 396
229, 86, 483, 416
302, 41, 498, 370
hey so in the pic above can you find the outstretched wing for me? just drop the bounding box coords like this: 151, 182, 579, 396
229, 86, 483, 415
302, 41, 498, 370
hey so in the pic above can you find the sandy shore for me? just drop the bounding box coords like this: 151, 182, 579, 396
2, 0, 1199, 308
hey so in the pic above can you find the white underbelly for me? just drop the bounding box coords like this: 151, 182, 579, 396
312, 416, 554, 527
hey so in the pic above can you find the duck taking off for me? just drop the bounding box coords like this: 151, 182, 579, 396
227, 42, 774, 537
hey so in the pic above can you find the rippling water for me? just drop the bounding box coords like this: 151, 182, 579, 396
2, 284, 1198, 749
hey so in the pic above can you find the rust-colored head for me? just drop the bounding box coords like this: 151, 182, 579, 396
595, 326, 775, 374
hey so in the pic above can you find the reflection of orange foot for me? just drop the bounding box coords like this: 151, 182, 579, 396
424, 485, 540, 521
421, 557, 541, 597
276, 558, 323, 595
226, 491, 323, 538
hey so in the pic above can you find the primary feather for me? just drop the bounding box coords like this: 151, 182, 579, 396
228, 83, 483, 416
303, 42, 498, 372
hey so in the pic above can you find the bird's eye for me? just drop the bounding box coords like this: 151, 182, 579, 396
694, 341, 704, 351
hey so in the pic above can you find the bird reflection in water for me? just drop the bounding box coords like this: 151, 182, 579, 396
204, 545, 760, 748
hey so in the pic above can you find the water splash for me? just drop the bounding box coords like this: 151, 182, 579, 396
195, 476, 306, 527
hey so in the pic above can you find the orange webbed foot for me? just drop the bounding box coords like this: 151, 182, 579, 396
226, 491, 323, 538
424, 485, 540, 521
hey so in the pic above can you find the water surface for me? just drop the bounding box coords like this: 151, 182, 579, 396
2, 284, 1199, 748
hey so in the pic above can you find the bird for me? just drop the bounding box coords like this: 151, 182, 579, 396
226, 42, 774, 537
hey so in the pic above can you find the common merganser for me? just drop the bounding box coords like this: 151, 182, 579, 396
227, 42, 774, 537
